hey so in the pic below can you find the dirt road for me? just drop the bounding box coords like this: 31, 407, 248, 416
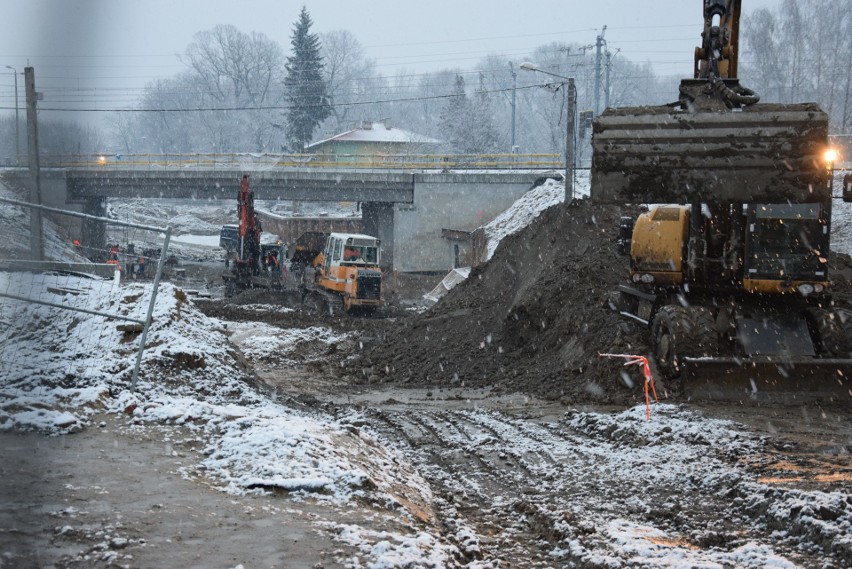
0, 413, 371, 568
260, 370, 852, 568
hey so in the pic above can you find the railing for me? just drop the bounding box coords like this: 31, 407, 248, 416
34, 152, 563, 171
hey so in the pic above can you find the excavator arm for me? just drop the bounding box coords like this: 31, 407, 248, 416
695, 0, 740, 80
235, 174, 262, 277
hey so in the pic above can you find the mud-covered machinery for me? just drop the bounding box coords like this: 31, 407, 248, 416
295, 231, 385, 315
593, 0, 851, 399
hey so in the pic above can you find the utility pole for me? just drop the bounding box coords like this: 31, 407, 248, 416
520, 62, 577, 202
594, 25, 607, 116
5, 66, 19, 165
509, 61, 517, 152
566, 78, 577, 202
605, 50, 612, 110
25, 66, 43, 261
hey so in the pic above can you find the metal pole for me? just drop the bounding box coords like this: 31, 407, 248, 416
594, 33, 603, 116
5, 66, 19, 165
510, 63, 517, 151
130, 226, 172, 390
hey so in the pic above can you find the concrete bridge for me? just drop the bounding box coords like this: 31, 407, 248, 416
18, 167, 559, 272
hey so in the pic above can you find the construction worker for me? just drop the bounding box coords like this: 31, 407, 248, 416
137, 255, 146, 277
344, 247, 360, 261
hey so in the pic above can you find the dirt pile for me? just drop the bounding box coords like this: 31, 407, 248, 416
355, 199, 648, 404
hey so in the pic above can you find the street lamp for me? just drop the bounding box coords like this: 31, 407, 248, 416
521, 62, 577, 201
5, 65, 19, 165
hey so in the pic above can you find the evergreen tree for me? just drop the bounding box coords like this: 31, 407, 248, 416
438, 75, 472, 153
471, 72, 502, 153
284, 7, 331, 152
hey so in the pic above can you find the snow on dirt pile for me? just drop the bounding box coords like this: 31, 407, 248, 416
0, 274, 437, 516
359, 196, 646, 403
483, 176, 574, 261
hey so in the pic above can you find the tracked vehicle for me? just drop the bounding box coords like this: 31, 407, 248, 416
593, 0, 851, 400
295, 232, 385, 315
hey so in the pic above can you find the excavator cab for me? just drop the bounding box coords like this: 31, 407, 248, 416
742, 203, 830, 294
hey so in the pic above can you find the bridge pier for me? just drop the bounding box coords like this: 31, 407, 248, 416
80, 197, 107, 260
361, 202, 395, 270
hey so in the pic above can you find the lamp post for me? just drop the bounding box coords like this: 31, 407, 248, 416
521, 62, 577, 201
509, 61, 517, 152
5, 65, 19, 165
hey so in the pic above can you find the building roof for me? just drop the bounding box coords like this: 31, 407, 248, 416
307, 121, 441, 149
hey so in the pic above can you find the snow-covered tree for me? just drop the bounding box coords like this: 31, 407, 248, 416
283, 7, 331, 152
438, 75, 473, 153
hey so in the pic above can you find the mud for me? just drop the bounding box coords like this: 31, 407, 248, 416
0, 414, 363, 568
349, 199, 648, 404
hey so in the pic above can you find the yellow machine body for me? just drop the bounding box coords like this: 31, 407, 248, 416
630, 206, 689, 286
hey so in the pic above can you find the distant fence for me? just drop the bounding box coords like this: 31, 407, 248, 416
32, 152, 563, 171
0, 196, 172, 389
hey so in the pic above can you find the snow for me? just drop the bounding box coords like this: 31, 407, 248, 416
484, 172, 589, 261
307, 121, 442, 149
170, 233, 221, 247
227, 322, 352, 364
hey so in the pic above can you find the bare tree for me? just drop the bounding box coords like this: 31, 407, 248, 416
320, 30, 376, 131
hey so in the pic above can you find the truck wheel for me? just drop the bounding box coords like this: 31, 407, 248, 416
651, 305, 716, 379
805, 308, 851, 357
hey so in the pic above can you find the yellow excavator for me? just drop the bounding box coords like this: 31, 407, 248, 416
592, 0, 851, 400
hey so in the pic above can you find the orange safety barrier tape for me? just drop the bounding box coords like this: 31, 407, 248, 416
599, 353, 660, 421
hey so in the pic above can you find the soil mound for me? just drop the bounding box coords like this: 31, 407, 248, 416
356, 199, 647, 404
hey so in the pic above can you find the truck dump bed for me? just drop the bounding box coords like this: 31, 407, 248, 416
591, 103, 830, 204
289, 231, 328, 265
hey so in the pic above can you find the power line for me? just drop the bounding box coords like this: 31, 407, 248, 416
3, 83, 555, 113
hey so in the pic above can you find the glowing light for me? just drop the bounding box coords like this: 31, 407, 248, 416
824, 148, 839, 164
98, 155, 107, 165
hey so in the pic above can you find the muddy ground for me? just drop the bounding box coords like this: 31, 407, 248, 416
183, 196, 852, 566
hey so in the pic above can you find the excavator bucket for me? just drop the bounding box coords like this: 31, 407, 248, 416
591, 102, 831, 205
680, 357, 852, 403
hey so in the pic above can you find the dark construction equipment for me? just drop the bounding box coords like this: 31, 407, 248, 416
222, 174, 287, 296
593, 1, 851, 401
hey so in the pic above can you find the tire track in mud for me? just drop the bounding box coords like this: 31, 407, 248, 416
360, 403, 846, 568
365, 406, 606, 566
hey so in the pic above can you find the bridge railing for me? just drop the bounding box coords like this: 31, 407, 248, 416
38, 152, 563, 171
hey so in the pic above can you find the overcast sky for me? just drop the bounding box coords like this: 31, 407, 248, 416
0, 0, 782, 119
